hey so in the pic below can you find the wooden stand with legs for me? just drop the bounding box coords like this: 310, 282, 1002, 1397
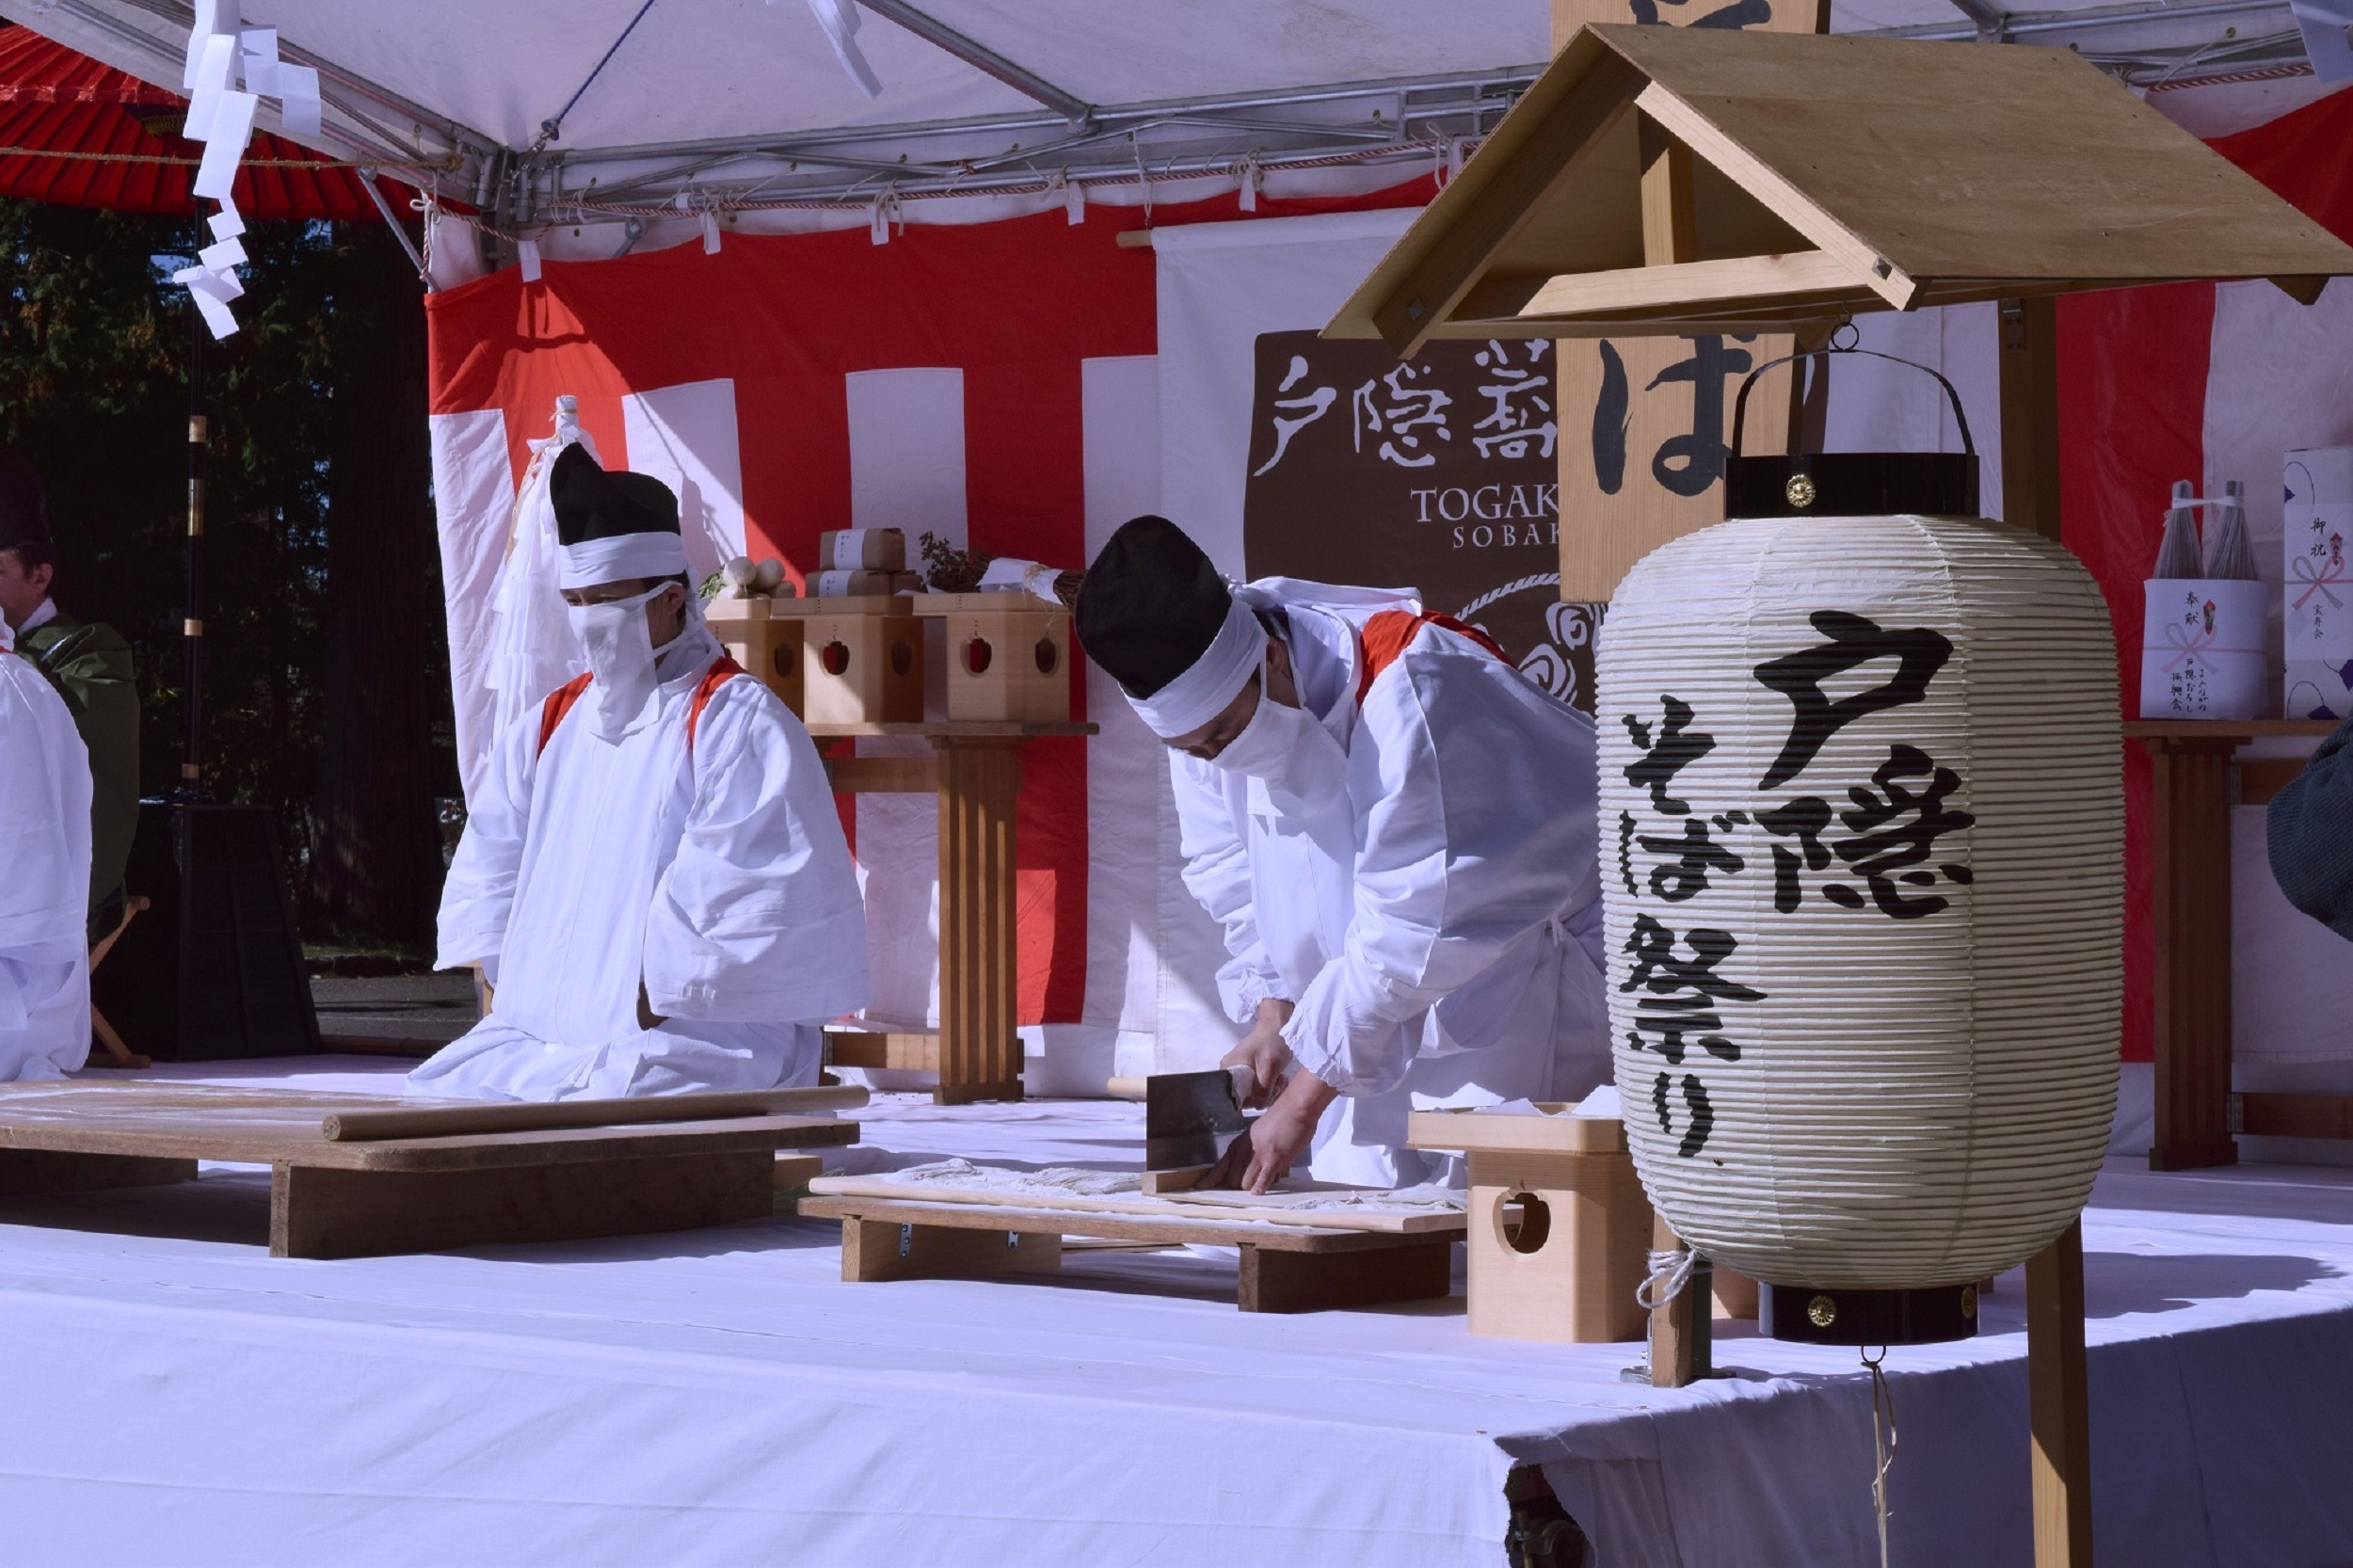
815, 720, 1096, 1105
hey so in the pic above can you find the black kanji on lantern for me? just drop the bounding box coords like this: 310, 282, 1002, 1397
1620, 914, 1763, 1064
1752, 610, 1955, 789
1636, 817, 1746, 903
1757, 746, 1976, 920
1650, 1070, 1718, 1161
1623, 695, 1715, 813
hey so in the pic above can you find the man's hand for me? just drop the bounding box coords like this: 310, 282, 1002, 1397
1221, 998, 1295, 1110
1236, 1070, 1339, 1194
636, 982, 664, 1032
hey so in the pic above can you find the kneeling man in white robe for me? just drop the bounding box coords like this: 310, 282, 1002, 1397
0, 611, 91, 1080
1076, 516, 1608, 1191
413, 447, 868, 1099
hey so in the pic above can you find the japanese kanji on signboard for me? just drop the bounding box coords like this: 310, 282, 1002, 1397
1241, 329, 1606, 711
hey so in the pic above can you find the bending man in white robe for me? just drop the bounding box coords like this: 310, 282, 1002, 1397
1076, 516, 1608, 1191
414, 447, 868, 1100
0, 611, 92, 1080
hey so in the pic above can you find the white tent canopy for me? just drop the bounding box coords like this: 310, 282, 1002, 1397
0, 0, 2332, 267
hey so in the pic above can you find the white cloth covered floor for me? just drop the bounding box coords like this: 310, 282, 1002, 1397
1, 1059, 2347, 1567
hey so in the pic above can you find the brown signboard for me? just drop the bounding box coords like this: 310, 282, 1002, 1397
1241, 328, 1606, 711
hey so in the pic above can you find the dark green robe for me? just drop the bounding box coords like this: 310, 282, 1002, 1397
18, 608, 139, 934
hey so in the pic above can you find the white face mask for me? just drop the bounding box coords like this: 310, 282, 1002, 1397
566, 583, 665, 743
1206, 659, 1349, 812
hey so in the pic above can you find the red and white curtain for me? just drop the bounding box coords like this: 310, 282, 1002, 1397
427, 87, 2353, 1091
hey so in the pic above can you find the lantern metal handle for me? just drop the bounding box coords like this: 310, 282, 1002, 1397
1729, 345, 1977, 461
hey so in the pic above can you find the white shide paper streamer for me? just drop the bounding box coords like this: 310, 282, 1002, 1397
1596, 513, 2121, 1290
174, 1, 327, 338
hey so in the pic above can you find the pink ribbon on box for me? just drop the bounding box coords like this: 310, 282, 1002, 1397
2292, 553, 2347, 612
2159, 619, 2262, 672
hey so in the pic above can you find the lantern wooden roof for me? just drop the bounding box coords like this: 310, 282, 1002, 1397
1328, 24, 2353, 353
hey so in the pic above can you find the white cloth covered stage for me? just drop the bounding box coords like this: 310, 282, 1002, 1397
0, 1059, 2345, 1566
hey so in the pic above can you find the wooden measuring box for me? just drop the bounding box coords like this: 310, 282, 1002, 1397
802, 595, 923, 726
912, 592, 1071, 724
1409, 1106, 1653, 1342
704, 595, 806, 716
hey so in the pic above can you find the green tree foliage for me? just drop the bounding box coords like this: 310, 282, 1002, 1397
0, 200, 451, 945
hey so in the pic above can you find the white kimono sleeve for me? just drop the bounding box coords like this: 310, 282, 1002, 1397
1170, 752, 1287, 1025
436, 706, 543, 979
1283, 635, 1600, 1096
642, 681, 871, 1024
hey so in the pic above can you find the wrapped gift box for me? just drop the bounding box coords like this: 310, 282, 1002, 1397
2142, 579, 2266, 719
2284, 447, 2353, 665
2283, 657, 2353, 722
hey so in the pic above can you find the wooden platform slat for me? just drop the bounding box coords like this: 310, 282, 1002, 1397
797, 1193, 1463, 1252
0, 1084, 857, 1170
806, 1174, 1464, 1235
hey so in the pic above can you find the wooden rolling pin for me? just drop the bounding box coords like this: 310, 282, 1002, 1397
320, 1084, 869, 1142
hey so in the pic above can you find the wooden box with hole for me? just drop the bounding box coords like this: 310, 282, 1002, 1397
801, 595, 923, 726
910, 593, 1071, 724
1408, 1107, 1654, 1343
705, 596, 806, 716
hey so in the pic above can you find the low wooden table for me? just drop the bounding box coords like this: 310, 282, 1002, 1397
799, 1181, 1464, 1314
0, 1083, 860, 1258
813, 720, 1096, 1107
2125, 719, 2340, 1169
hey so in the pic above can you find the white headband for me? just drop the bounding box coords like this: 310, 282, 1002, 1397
1126, 595, 1265, 739
558, 532, 691, 591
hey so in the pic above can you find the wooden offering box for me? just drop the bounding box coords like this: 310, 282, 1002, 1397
704, 596, 805, 716
1409, 1106, 1652, 1342
802, 595, 923, 726
912, 593, 1071, 724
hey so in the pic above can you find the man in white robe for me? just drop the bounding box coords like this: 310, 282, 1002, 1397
1076, 516, 1608, 1190
413, 447, 868, 1100
0, 611, 92, 1080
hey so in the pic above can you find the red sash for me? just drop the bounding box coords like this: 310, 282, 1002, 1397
536, 657, 746, 759
1353, 610, 1508, 706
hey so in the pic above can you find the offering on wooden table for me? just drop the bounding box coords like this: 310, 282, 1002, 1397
2284, 447, 2353, 720
912, 592, 1071, 724
819, 527, 907, 572
801, 594, 923, 725
0, 1081, 860, 1259
1597, 361, 2120, 1346
800, 1159, 1466, 1312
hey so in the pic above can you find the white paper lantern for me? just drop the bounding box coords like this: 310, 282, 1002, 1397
1595, 513, 2121, 1294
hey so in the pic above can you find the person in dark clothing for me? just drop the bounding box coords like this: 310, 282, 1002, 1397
0, 453, 139, 946
2267, 713, 2353, 939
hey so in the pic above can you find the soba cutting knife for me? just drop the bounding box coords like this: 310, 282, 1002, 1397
1143, 1064, 1256, 1184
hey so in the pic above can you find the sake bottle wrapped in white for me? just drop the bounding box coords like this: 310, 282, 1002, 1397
2140, 482, 2266, 720
2283, 448, 2353, 720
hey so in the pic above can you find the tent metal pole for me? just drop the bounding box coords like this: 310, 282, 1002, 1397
177, 281, 208, 803
853, 0, 1094, 127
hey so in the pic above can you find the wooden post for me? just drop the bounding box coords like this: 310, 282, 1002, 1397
935, 738, 1025, 1104
1998, 296, 2063, 543
2140, 734, 2241, 1170
1549, 0, 1825, 604
2026, 1222, 2093, 1565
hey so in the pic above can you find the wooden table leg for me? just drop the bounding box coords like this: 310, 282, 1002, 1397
2026, 1221, 2093, 1566
269, 1149, 777, 1259
934, 738, 1024, 1105
2141, 737, 2239, 1170
838, 1218, 1062, 1281
1236, 1240, 1454, 1313
0, 1150, 196, 1195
